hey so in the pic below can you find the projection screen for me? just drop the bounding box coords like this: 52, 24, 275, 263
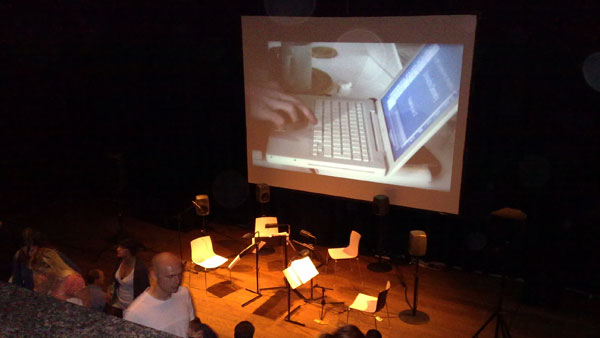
242, 15, 476, 214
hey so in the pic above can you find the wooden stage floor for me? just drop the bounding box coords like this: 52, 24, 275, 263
14, 201, 600, 338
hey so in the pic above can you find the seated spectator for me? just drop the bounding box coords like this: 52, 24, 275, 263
85, 268, 106, 312
234, 320, 255, 338
320, 325, 365, 338
124, 252, 200, 337
32, 248, 88, 306
365, 329, 382, 338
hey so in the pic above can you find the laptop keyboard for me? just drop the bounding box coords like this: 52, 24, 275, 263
312, 99, 370, 162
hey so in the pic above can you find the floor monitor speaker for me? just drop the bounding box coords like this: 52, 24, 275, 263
373, 194, 389, 216
256, 184, 270, 203
194, 195, 210, 216
409, 230, 427, 257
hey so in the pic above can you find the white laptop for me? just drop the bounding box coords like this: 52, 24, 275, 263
265, 43, 463, 177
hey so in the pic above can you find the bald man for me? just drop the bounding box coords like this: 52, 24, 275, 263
124, 252, 200, 337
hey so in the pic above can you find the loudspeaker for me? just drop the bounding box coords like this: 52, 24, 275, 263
409, 230, 427, 257
194, 195, 210, 216
256, 184, 270, 203
372, 195, 389, 216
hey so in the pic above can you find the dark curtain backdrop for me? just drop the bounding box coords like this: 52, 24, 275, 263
2, 0, 599, 298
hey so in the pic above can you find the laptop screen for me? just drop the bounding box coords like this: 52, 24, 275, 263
382, 44, 464, 161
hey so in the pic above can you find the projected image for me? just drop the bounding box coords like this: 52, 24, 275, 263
245, 41, 462, 191
242, 16, 476, 214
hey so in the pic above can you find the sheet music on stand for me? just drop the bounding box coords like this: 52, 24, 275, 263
284, 256, 319, 289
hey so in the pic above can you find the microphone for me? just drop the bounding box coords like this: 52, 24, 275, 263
242, 231, 259, 239
300, 229, 316, 239
292, 239, 314, 251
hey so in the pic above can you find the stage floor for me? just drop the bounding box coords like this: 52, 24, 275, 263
9, 200, 599, 338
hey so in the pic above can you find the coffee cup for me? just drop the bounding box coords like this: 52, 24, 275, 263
280, 42, 312, 93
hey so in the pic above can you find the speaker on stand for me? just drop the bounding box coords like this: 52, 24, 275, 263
399, 230, 430, 324
256, 184, 270, 216
193, 194, 210, 233
367, 195, 392, 273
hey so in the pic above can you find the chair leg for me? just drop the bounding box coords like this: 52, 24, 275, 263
204, 269, 208, 294
346, 307, 350, 324
333, 260, 338, 287
374, 314, 378, 330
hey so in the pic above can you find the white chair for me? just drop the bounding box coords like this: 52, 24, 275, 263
327, 230, 362, 283
190, 236, 228, 290
347, 281, 391, 330
255, 217, 279, 236
253, 216, 279, 252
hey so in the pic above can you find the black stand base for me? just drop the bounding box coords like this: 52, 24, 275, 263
242, 289, 262, 307
367, 260, 393, 273
261, 286, 287, 292
398, 309, 430, 325
472, 310, 512, 338
285, 318, 305, 326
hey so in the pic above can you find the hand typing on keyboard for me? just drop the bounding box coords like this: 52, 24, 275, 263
247, 81, 317, 130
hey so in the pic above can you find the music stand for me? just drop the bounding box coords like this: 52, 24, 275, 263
257, 224, 293, 293
283, 256, 319, 326
237, 241, 262, 307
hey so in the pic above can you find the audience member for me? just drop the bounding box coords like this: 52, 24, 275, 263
32, 248, 88, 306
196, 323, 218, 338
234, 320, 255, 338
11, 228, 42, 290
85, 268, 106, 312
10, 227, 81, 290
320, 325, 365, 338
124, 252, 200, 337
365, 329, 382, 338
106, 237, 149, 318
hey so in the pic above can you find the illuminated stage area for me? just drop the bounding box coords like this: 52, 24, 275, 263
1, 200, 597, 337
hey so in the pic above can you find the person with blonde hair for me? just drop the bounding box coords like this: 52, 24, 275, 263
32, 248, 88, 306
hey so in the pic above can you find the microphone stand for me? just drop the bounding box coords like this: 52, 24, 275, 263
399, 256, 430, 324
192, 200, 208, 233
314, 284, 336, 321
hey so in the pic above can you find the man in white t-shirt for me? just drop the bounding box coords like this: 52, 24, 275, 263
124, 252, 201, 337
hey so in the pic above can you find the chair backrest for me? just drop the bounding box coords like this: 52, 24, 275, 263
191, 236, 216, 263
343, 230, 361, 257
255, 216, 279, 237
375, 280, 391, 312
